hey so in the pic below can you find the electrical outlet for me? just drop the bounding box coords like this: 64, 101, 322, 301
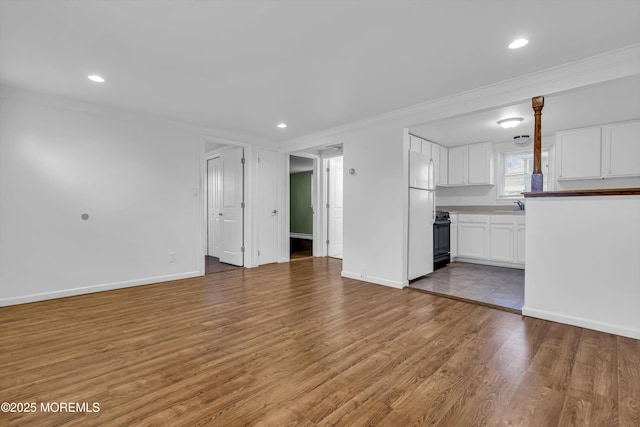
169, 251, 177, 263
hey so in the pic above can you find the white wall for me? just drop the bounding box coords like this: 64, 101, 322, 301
340, 122, 408, 288
0, 89, 268, 305
524, 196, 640, 339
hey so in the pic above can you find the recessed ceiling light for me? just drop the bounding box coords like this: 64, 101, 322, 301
497, 118, 524, 129
509, 38, 528, 49
277, 123, 287, 128
87, 75, 105, 83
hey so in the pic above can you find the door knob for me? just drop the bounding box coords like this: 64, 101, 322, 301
218, 212, 223, 216
272, 209, 278, 214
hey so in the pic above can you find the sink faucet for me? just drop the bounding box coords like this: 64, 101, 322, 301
514, 200, 525, 211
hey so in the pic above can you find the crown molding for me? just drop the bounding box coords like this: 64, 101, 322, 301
280, 44, 640, 153
0, 84, 276, 147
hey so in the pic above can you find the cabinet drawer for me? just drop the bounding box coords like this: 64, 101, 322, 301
490, 215, 515, 224
458, 214, 489, 224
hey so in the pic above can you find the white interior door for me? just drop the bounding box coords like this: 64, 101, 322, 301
220, 147, 244, 266
207, 157, 222, 257
328, 156, 343, 258
257, 149, 279, 265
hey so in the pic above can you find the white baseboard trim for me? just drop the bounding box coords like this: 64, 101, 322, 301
522, 306, 640, 340
341, 271, 405, 289
453, 258, 525, 270
290, 233, 313, 240
0, 271, 203, 307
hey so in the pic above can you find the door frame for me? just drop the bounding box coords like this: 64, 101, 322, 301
283, 150, 343, 260
206, 156, 222, 258
200, 136, 253, 274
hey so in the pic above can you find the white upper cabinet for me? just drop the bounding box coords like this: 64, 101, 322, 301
557, 127, 602, 179
432, 143, 441, 183
409, 134, 435, 189
448, 146, 466, 185
468, 142, 493, 184
602, 121, 640, 178
409, 135, 423, 153
447, 142, 493, 186
556, 120, 640, 180
431, 143, 449, 186
438, 145, 449, 186
409, 135, 432, 159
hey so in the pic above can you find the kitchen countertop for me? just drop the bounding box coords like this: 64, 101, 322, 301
437, 205, 526, 215
523, 187, 640, 198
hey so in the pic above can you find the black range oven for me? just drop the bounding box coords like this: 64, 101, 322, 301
433, 211, 451, 270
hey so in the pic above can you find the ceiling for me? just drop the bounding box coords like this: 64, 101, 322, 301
411, 75, 640, 147
1, 0, 639, 143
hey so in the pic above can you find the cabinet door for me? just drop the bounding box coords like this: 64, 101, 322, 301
516, 224, 526, 264
409, 135, 422, 153
557, 127, 601, 179
450, 215, 457, 259
439, 146, 448, 186
431, 143, 441, 185
468, 142, 493, 184
421, 139, 432, 159
490, 224, 514, 262
458, 223, 488, 259
602, 121, 640, 178
448, 146, 466, 185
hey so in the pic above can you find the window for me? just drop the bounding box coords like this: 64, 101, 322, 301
499, 148, 551, 197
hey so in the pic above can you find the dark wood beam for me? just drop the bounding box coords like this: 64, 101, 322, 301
531, 96, 544, 192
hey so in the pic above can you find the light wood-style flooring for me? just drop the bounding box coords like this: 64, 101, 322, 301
1, 258, 638, 426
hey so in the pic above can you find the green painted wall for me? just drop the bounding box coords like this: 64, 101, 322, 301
290, 171, 313, 235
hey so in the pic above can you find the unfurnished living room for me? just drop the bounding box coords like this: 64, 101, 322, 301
1, 1, 639, 426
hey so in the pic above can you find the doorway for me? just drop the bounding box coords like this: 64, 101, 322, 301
289, 155, 314, 260
205, 145, 245, 273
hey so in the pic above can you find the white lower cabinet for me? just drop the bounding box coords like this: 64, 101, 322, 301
457, 215, 489, 259
453, 213, 525, 267
516, 217, 526, 264
450, 213, 457, 259
490, 225, 514, 262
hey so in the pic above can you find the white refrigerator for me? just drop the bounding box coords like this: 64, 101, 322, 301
408, 150, 435, 280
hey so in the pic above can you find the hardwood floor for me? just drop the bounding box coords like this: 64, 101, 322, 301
1, 258, 638, 426
205, 256, 242, 274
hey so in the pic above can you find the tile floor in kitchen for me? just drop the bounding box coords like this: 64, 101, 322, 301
409, 261, 525, 312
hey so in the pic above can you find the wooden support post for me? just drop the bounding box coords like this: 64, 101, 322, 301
531, 96, 544, 192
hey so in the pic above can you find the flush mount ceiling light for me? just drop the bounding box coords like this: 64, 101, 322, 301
509, 38, 528, 49
497, 117, 524, 129
87, 74, 105, 83
277, 123, 287, 128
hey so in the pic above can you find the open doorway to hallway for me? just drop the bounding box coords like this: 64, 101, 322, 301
287, 145, 343, 262
289, 155, 314, 260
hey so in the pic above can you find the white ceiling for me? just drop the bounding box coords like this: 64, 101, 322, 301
1, 0, 639, 143
411, 75, 640, 147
